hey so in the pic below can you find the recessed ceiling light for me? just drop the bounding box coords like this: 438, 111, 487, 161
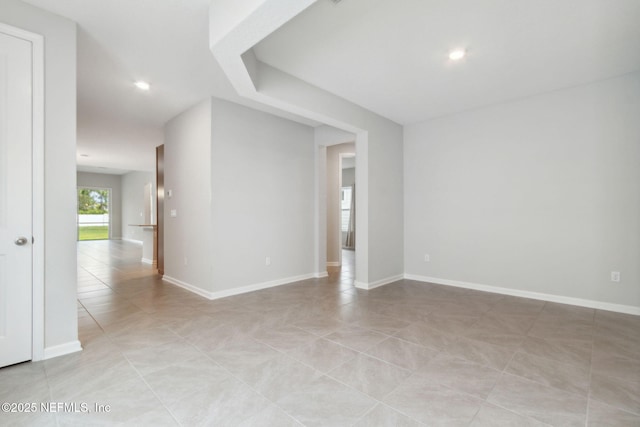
80, 154, 89, 157
449, 49, 466, 61
134, 81, 151, 91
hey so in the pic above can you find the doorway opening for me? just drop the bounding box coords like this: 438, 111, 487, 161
77, 187, 111, 241
315, 128, 367, 286
326, 143, 355, 273
339, 153, 355, 273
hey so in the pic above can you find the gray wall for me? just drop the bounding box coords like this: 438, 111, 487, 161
210, 98, 315, 291
404, 72, 640, 309
163, 98, 213, 290
163, 97, 315, 295
327, 143, 355, 264
121, 171, 155, 242
77, 172, 122, 239
366, 120, 405, 284
256, 67, 405, 287
3, 1, 78, 350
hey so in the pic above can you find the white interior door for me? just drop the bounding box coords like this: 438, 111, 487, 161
0, 30, 33, 368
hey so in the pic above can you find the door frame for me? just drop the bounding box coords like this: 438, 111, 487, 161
0, 23, 45, 361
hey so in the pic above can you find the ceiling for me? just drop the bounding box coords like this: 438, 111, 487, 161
23, 0, 318, 173
254, 0, 640, 125
20, 0, 640, 173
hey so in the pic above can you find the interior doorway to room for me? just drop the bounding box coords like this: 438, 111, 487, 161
319, 133, 362, 282
77, 187, 111, 241
340, 155, 356, 252
340, 154, 356, 274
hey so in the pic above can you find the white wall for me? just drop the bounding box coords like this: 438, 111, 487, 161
2, 1, 78, 352
163, 98, 213, 291
121, 171, 155, 242
405, 72, 640, 310
77, 172, 122, 239
327, 143, 355, 264
210, 98, 315, 292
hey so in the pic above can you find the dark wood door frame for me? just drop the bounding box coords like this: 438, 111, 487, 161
156, 144, 165, 275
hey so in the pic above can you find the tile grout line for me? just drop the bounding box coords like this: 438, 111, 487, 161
210, 324, 425, 425
121, 353, 184, 427
188, 336, 308, 426
470, 300, 546, 425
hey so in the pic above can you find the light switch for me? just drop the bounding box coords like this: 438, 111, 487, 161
170, 209, 177, 218
167, 189, 173, 198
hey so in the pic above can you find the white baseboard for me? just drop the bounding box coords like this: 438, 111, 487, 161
163, 272, 319, 301
141, 257, 156, 265
162, 275, 216, 299
355, 274, 404, 290
405, 274, 640, 315
326, 261, 341, 267
42, 340, 83, 360
314, 271, 329, 278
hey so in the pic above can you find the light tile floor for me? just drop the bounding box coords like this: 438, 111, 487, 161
1, 240, 639, 426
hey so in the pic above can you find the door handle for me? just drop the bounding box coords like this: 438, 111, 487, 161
14, 237, 28, 246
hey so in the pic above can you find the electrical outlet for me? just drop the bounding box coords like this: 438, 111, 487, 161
424, 254, 430, 262
265, 257, 271, 266
611, 271, 620, 282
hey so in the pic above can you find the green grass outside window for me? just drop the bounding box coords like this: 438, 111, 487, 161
78, 226, 109, 241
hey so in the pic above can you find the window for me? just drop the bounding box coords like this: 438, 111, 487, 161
77, 187, 110, 241
341, 186, 352, 232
